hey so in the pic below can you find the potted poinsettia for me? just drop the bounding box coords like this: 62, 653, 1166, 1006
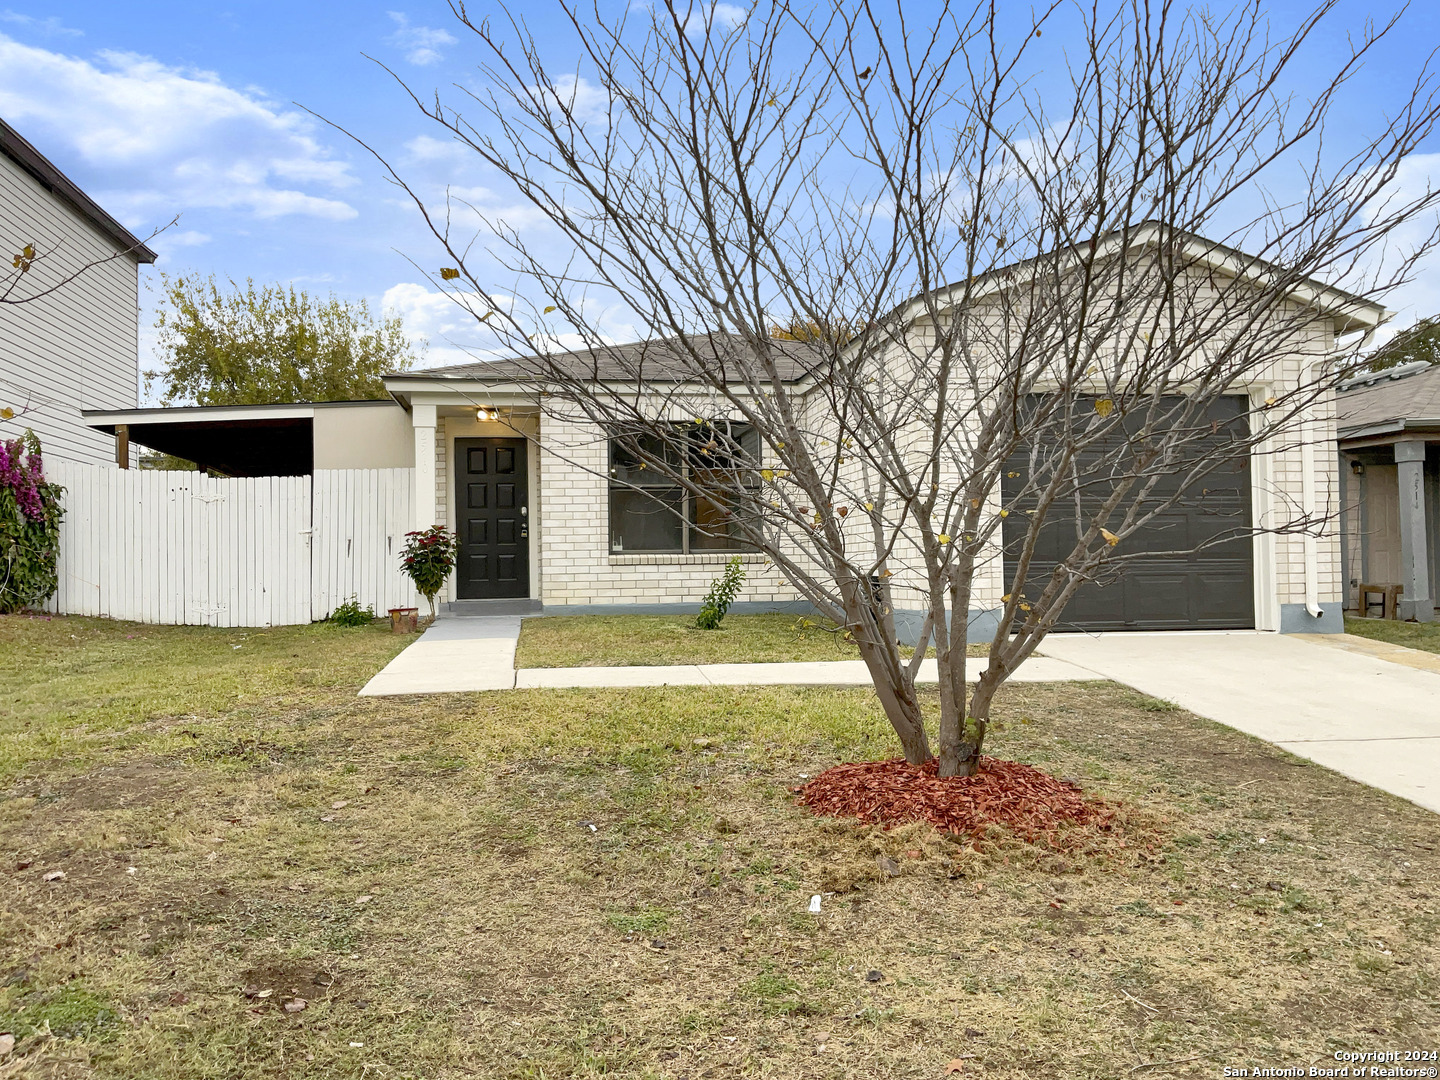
400, 525, 457, 622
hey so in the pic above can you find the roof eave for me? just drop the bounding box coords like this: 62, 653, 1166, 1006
0, 118, 158, 264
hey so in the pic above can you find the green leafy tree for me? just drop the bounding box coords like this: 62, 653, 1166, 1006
145, 274, 423, 406
1368, 316, 1440, 371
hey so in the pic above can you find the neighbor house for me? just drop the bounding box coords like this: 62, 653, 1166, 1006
0, 117, 156, 465
77, 229, 1385, 633
1336, 360, 1440, 622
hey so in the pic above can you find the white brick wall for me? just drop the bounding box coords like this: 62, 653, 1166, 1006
421, 290, 1344, 623
535, 414, 802, 606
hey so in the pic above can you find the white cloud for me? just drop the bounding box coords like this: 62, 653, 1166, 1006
160, 229, 212, 249
384, 281, 500, 367
404, 134, 472, 164
0, 10, 81, 37
685, 2, 748, 37
387, 12, 457, 67
528, 74, 612, 125
0, 35, 357, 225
383, 281, 639, 368
1342, 151, 1440, 345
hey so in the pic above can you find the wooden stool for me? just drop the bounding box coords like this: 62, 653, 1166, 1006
1357, 582, 1402, 620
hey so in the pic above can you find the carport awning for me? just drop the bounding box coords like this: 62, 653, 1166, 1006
84, 404, 315, 477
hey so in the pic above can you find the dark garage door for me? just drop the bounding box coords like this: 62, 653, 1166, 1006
1001, 396, 1254, 631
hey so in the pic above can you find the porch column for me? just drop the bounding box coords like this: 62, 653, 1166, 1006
1395, 439, 1433, 622
413, 403, 437, 530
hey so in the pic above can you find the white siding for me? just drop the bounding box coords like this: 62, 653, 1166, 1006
0, 151, 142, 465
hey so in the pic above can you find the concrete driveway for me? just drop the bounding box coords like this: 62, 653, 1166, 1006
1037, 631, 1440, 814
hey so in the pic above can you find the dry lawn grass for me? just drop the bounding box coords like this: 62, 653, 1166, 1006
1344, 615, 1440, 655
0, 613, 1436, 1079
514, 612, 980, 667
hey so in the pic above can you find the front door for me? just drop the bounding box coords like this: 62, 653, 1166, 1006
454, 438, 529, 599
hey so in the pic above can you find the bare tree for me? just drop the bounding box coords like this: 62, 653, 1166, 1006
354, 0, 1440, 774
2, 219, 175, 309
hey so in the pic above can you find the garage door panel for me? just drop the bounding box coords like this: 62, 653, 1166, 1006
1124, 573, 1191, 624
1197, 571, 1255, 624
1002, 395, 1254, 631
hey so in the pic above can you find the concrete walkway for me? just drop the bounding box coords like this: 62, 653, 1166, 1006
360, 616, 521, 695
1038, 631, 1440, 814
358, 615, 1100, 696
514, 655, 1102, 688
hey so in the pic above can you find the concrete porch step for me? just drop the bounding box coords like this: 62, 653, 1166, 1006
442, 598, 544, 618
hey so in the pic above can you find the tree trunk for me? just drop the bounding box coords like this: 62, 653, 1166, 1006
945, 666, 1005, 777
855, 639, 932, 763
935, 645, 971, 777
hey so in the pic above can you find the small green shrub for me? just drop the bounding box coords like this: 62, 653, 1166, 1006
401, 525, 458, 619
327, 595, 374, 627
696, 555, 746, 630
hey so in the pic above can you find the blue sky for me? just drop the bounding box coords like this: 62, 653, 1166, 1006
2, 1, 1439, 393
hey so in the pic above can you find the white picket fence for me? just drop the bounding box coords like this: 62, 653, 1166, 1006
48, 462, 419, 627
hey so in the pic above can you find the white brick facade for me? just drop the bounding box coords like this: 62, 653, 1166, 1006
399, 259, 1359, 632
533, 414, 801, 608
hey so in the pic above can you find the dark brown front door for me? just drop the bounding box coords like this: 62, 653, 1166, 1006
455, 438, 529, 599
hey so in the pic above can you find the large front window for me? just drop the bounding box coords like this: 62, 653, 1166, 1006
608, 422, 759, 553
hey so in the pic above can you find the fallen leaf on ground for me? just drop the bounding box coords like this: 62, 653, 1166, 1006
41, 870, 65, 882
356, 895, 372, 905
0, 1033, 14, 1056
330, 800, 348, 810
945, 1059, 966, 1074
256, 989, 273, 999
283, 998, 307, 1013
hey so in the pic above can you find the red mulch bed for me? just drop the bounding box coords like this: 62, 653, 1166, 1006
797, 756, 1116, 847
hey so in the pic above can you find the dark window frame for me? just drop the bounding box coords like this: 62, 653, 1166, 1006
608, 422, 759, 554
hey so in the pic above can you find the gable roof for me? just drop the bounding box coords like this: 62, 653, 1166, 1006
1336, 361, 1440, 438
391, 331, 820, 385
914, 222, 1388, 336
389, 226, 1389, 399
0, 117, 157, 264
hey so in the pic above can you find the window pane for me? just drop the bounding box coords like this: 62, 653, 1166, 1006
610, 487, 683, 552
687, 421, 757, 472
611, 431, 678, 486
689, 492, 750, 550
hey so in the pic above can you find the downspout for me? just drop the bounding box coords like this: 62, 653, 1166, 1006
1298, 323, 1380, 622
1297, 379, 1323, 621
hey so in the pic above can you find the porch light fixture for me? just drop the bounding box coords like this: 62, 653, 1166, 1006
476, 406, 497, 422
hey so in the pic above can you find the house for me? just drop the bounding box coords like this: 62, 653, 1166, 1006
77, 230, 1384, 634
1336, 360, 1440, 622
0, 117, 156, 465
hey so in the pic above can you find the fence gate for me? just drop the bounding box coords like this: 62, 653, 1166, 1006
47, 463, 417, 627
